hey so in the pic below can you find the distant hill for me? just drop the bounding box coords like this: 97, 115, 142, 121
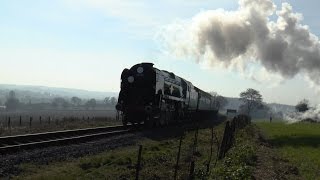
0, 84, 117, 104
0, 84, 295, 115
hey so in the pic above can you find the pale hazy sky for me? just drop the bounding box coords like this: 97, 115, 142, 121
0, 0, 319, 105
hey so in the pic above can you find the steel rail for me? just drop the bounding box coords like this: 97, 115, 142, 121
0, 125, 133, 154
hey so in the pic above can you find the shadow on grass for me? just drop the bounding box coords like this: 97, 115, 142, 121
270, 135, 320, 148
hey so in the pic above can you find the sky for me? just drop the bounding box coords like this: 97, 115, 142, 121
0, 0, 319, 105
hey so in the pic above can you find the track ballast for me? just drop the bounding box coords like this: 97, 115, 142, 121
0, 125, 132, 154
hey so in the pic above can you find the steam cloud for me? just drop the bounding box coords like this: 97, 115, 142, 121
285, 105, 320, 123
159, 0, 320, 88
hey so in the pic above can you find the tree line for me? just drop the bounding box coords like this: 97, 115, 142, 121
2, 89, 310, 115
237, 88, 311, 117
1, 90, 117, 111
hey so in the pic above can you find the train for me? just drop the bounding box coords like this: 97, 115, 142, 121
115, 62, 218, 126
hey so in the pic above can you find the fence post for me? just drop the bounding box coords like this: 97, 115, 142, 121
19, 116, 22, 126
193, 127, 199, 155
206, 126, 214, 174
135, 145, 143, 180
174, 135, 183, 180
8, 117, 11, 128
218, 121, 230, 159
189, 161, 195, 180
39, 116, 42, 125
29, 117, 33, 128
48, 116, 51, 124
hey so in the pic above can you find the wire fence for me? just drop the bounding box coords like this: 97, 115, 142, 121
132, 114, 251, 180
218, 114, 251, 159
0, 110, 119, 136
1, 113, 251, 179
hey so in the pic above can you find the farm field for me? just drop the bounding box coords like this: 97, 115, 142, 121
256, 122, 320, 179
0, 109, 120, 136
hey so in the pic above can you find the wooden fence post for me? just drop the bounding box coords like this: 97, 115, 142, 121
19, 116, 22, 126
188, 127, 199, 180
29, 117, 33, 128
218, 121, 230, 159
39, 116, 42, 125
193, 127, 199, 155
135, 145, 143, 180
48, 116, 51, 124
189, 161, 195, 180
174, 135, 183, 180
8, 117, 11, 128
206, 126, 214, 174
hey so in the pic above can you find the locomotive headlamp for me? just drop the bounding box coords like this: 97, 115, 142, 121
137, 67, 144, 73
128, 76, 134, 83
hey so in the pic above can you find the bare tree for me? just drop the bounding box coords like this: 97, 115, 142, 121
62, 101, 69, 109
210, 92, 228, 110
239, 88, 263, 115
110, 97, 116, 105
85, 98, 97, 109
295, 99, 309, 112
52, 97, 67, 109
71, 96, 82, 106
104, 97, 110, 105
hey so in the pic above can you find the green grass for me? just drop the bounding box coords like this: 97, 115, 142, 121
13, 122, 260, 180
256, 121, 320, 179
13, 125, 223, 180
214, 125, 258, 179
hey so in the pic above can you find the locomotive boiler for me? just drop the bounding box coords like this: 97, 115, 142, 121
115, 63, 218, 126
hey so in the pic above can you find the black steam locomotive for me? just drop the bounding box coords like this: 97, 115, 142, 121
116, 63, 218, 126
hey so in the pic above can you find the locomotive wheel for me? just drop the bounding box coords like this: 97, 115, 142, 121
159, 110, 167, 127
159, 115, 165, 127
122, 115, 128, 126
165, 112, 170, 126
145, 117, 154, 128
122, 120, 128, 126
154, 117, 161, 127
166, 110, 173, 125
165, 110, 170, 125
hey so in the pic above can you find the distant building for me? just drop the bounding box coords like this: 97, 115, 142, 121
226, 109, 237, 118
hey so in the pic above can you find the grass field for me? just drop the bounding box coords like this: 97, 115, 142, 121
256, 121, 320, 179
11, 122, 259, 180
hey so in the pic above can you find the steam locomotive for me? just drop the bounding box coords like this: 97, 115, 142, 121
115, 63, 218, 126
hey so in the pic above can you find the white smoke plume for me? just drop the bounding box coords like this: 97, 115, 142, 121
285, 105, 320, 123
158, 0, 320, 88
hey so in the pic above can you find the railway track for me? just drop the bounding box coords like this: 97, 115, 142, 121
0, 125, 133, 154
